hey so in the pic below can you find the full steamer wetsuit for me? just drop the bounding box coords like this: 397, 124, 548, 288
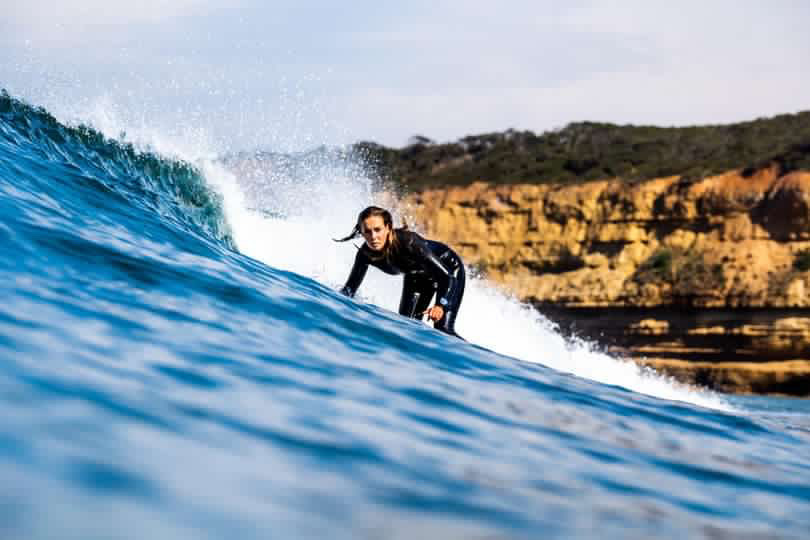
340, 229, 465, 337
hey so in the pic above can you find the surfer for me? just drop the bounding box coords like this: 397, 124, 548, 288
335, 206, 465, 338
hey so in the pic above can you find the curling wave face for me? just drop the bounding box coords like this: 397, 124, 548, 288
0, 92, 809, 540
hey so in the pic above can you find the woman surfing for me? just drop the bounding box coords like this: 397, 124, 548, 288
335, 206, 466, 338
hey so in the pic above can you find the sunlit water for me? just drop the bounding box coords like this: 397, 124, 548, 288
1, 93, 808, 540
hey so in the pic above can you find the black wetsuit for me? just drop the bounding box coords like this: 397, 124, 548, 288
340, 229, 465, 336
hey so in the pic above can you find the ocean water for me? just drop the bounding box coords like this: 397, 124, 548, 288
1, 92, 809, 540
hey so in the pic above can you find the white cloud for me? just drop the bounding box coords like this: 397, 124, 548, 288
8, 0, 217, 24
4, 0, 239, 43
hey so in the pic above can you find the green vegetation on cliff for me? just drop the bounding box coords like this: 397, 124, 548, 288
794, 249, 810, 272
632, 248, 725, 305
353, 112, 810, 190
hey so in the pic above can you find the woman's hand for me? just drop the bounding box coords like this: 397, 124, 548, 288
422, 305, 445, 322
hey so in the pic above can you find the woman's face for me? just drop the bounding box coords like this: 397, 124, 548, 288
360, 215, 390, 251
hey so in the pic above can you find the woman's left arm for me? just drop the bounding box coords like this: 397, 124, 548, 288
411, 236, 457, 308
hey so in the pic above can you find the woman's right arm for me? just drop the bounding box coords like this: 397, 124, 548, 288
339, 250, 369, 297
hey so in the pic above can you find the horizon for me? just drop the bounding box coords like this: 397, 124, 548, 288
4, 87, 807, 156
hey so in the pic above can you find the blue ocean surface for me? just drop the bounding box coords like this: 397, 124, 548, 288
1, 92, 809, 540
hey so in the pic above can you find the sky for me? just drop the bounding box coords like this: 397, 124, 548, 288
1, 0, 809, 152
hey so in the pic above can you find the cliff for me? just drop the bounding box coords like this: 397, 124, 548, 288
401, 168, 810, 396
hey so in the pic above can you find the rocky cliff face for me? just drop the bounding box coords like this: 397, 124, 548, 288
402, 167, 810, 395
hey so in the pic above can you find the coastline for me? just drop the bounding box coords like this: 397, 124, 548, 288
635, 358, 810, 396
401, 171, 810, 396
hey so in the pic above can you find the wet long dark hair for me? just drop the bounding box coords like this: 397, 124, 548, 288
334, 206, 407, 260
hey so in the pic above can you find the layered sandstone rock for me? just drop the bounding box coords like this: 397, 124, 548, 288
401, 168, 810, 395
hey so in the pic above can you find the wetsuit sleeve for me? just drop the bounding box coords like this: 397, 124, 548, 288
410, 235, 457, 306
339, 249, 369, 298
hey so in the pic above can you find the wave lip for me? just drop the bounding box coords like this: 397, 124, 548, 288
0, 90, 233, 248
